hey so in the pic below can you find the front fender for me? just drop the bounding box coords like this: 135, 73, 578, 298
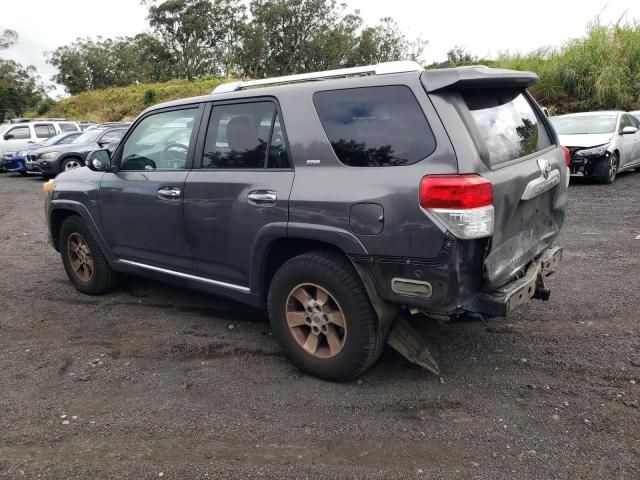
48, 199, 115, 264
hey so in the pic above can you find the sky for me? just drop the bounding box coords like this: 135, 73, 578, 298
2, 0, 640, 98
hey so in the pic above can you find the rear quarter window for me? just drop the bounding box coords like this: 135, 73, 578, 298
462, 89, 552, 166
313, 86, 436, 167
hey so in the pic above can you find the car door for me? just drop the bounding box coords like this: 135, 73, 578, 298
618, 114, 636, 168
2, 124, 33, 152
99, 105, 203, 271
628, 114, 640, 163
183, 99, 294, 290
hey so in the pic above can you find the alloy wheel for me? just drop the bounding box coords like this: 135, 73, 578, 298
64, 159, 82, 171
609, 156, 618, 182
285, 283, 347, 358
67, 233, 94, 282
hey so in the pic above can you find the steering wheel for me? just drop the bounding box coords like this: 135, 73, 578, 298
121, 155, 156, 171
161, 143, 189, 165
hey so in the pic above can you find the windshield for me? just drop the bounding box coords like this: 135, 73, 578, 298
550, 115, 617, 135
39, 133, 76, 147
73, 129, 104, 144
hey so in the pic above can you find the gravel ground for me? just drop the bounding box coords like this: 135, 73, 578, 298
0, 170, 639, 479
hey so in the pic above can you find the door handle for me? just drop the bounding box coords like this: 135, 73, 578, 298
157, 187, 182, 200
248, 190, 277, 206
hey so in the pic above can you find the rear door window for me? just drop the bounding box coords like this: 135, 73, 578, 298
313, 86, 436, 167
202, 101, 290, 169
34, 124, 55, 139
59, 122, 78, 132
462, 89, 552, 166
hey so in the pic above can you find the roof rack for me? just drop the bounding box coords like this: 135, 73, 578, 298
212, 60, 424, 94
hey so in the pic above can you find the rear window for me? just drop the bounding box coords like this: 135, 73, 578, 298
313, 86, 436, 167
59, 122, 78, 132
462, 89, 552, 165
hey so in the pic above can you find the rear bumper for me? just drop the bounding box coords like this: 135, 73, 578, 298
466, 246, 562, 317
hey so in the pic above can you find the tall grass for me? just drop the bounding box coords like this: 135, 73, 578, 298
496, 20, 640, 113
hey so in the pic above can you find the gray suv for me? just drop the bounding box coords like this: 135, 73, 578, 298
44, 62, 568, 381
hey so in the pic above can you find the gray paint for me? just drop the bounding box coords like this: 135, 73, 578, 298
46, 67, 568, 316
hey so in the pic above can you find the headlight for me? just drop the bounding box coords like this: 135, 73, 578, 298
576, 144, 609, 156
38, 151, 60, 160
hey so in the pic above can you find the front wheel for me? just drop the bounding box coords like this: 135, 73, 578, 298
267, 251, 385, 381
594, 153, 619, 184
59, 216, 119, 295
60, 157, 83, 173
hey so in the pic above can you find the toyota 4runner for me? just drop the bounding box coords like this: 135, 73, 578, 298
44, 61, 568, 381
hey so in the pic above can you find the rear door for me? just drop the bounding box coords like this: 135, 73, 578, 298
446, 88, 568, 289
99, 106, 202, 271
183, 98, 294, 290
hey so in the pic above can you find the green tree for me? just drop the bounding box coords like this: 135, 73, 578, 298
146, 0, 245, 79
0, 31, 45, 121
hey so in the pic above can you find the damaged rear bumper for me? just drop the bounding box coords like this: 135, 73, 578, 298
466, 246, 562, 317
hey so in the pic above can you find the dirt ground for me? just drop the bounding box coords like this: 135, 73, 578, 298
0, 170, 639, 479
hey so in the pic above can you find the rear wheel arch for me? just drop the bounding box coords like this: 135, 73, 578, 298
260, 238, 345, 297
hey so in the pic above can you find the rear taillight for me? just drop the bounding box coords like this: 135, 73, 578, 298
561, 146, 571, 168
419, 174, 494, 239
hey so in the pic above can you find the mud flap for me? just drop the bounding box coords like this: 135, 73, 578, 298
387, 316, 440, 376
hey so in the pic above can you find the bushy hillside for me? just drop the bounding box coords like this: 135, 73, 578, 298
42, 77, 229, 122
496, 21, 640, 114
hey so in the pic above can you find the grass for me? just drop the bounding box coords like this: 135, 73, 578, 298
36, 77, 231, 122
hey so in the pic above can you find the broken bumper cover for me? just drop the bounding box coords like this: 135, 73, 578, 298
466, 246, 562, 317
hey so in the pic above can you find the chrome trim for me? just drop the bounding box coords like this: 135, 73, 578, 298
521, 169, 561, 201
118, 259, 251, 293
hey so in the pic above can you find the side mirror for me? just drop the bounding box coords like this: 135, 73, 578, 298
4, 133, 14, 140
622, 126, 638, 135
86, 149, 112, 172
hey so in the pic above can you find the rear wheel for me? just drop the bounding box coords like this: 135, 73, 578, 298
267, 250, 384, 381
59, 216, 119, 295
594, 152, 619, 184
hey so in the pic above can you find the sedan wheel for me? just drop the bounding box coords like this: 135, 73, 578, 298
62, 158, 83, 172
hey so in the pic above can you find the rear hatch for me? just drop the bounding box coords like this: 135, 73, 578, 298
422, 68, 568, 290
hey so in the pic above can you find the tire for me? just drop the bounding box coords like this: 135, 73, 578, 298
59, 215, 119, 295
267, 250, 383, 382
593, 152, 619, 184
60, 157, 83, 173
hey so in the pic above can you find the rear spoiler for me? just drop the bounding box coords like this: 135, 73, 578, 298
421, 66, 538, 92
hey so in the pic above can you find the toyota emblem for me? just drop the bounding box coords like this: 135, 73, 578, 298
538, 159, 552, 180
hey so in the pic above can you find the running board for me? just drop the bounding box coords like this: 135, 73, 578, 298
387, 316, 440, 376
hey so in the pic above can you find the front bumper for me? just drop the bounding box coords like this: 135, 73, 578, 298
467, 246, 562, 317
1, 155, 27, 172
569, 152, 609, 175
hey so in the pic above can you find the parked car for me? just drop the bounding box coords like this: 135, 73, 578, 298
550, 111, 640, 183
0, 121, 80, 161
78, 121, 97, 131
1, 131, 82, 175
27, 125, 128, 178
45, 62, 567, 381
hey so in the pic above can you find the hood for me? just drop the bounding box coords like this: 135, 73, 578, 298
557, 133, 613, 148
29, 142, 96, 156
